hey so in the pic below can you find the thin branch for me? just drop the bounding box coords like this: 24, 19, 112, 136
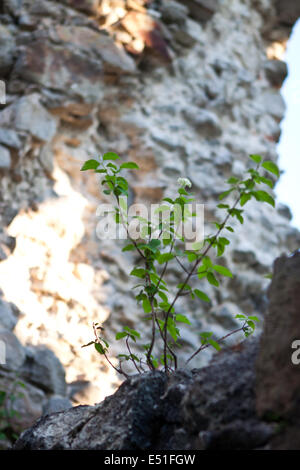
125, 337, 141, 374
185, 322, 247, 364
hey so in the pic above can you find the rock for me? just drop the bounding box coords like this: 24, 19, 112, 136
256, 252, 300, 450
264, 59, 288, 87
184, 0, 219, 22
14, 40, 105, 103
15, 253, 300, 450
276, 0, 300, 27
261, 91, 286, 120
0, 128, 22, 149
183, 109, 222, 138
121, 11, 171, 61
0, 24, 15, 75
38, 144, 54, 174
0, 370, 46, 434
160, 0, 189, 25
51, 26, 136, 74
277, 203, 292, 221
0, 329, 26, 371
15, 372, 168, 450
12, 338, 274, 450
21, 347, 67, 396
0, 298, 19, 331
60, 0, 100, 14
0, 94, 57, 143
42, 395, 73, 415
0, 145, 11, 169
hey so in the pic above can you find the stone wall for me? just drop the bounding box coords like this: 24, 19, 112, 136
0, 0, 300, 417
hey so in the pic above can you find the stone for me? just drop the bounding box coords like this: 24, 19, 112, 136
184, 0, 219, 22
0, 298, 19, 331
0, 329, 26, 371
0, 128, 22, 149
276, 0, 300, 27
14, 40, 106, 103
0, 24, 15, 75
52, 26, 136, 74
121, 11, 171, 61
15, 251, 300, 450
277, 203, 292, 221
183, 109, 222, 138
42, 395, 73, 415
0, 0, 299, 430
261, 90, 286, 120
0, 94, 57, 143
0, 370, 46, 434
160, 0, 189, 25
0, 145, 11, 169
256, 253, 300, 430
264, 59, 288, 87
60, 0, 100, 14
21, 347, 67, 396
12, 339, 273, 450
38, 144, 54, 174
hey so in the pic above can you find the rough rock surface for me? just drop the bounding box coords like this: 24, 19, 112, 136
0, 297, 71, 449
14, 252, 300, 450
0, 0, 299, 437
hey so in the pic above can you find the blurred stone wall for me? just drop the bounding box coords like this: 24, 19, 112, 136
0, 0, 299, 412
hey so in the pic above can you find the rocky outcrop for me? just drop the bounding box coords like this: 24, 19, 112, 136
0, 0, 299, 427
14, 252, 300, 450
0, 295, 72, 449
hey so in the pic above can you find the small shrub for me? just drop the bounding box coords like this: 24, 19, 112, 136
81, 152, 279, 376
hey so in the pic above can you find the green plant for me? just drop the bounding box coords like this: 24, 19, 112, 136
0, 377, 25, 442
81, 152, 279, 376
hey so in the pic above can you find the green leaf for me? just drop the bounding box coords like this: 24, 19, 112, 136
253, 190, 275, 207
124, 327, 141, 339
122, 244, 135, 252
207, 272, 219, 287
235, 314, 246, 319
258, 176, 274, 189
208, 339, 221, 351
157, 253, 175, 264
175, 314, 191, 325
142, 297, 152, 314
130, 268, 146, 278
120, 162, 139, 170
116, 332, 128, 340
167, 318, 179, 342
81, 159, 100, 171
148, 239, 161, 252
219, 188, 234, 200
240, 193, 252, 207
213, 264, 233, 278
227, 177, 239, 184
248, 316, 260, 322
249, 154, 262, 164
262, 161, 280, 178
94, 343, 106, 355
187, 252, 198, 262
247, 320, 256, 330
264, 273, 273, 279
103, 152, 120, 161
194, 289, 211, 302
158, 291, 168, 302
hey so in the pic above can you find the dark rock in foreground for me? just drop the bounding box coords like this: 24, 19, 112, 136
14, 253, 300, 450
